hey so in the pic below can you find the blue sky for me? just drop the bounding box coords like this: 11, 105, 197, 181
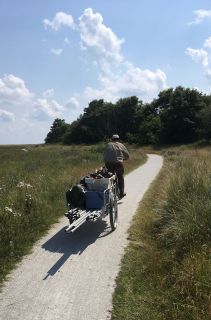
0, 0, 211, 144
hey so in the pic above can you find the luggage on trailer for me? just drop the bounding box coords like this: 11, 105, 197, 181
66, 167, 115, 209
85, 176, 114, 191
66, 184, 86, 209
84, 167, 115, 191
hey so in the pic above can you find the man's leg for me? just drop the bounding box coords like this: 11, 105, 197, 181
105, 162, 126, 198
105, 162, 116, 173
115, 163, 125, 198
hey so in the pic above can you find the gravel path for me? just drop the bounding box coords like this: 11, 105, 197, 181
0, 154, 163, 320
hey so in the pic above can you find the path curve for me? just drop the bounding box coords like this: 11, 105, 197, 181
0, 154, 163, 320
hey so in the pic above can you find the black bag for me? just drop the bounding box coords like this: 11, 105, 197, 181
66, 184, 86, 209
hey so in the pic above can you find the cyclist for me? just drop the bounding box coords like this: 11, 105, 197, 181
103, 134, 130, 199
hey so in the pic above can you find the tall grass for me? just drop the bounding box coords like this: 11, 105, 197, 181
112, 148, 211, 320
158, 155, 211, 254
0, 144, 146, 286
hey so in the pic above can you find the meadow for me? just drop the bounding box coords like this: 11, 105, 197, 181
1, 143, 210, 319
0, 143, 146, 286
112, 146, 211, 320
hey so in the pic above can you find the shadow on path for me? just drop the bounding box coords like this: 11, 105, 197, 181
42, 219, 111, 280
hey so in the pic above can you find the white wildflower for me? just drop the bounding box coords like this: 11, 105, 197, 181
13, 212, 22, 217
5, 206, 21, 217
25, 193, 32, 200
17, 181, 32, 188
17, 181, 25, 188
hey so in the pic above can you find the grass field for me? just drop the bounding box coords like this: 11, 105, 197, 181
0, 143, 146, 286
112, 146, 211, 320
2, 142, 210, 319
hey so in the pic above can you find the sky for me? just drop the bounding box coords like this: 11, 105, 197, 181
1, 0, 211, 144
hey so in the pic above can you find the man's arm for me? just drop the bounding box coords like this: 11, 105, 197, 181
119, 143, 130, 160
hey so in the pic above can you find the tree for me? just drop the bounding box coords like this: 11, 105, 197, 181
45, 118, 70, 143
63, 100, 116, 144
154, 87, 205, 144
45, 87, 210, 146
114, 96, 139, 141
197, 104, 211, 141
135, 103, 161, 144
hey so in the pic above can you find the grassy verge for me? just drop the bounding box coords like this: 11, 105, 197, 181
0, 143, 146, 287
112, 148, 211, 320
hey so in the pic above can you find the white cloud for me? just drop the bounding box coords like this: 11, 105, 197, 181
0, 73, 65, 125
0, 73, 66, 126
43, 12, 75, 31
65, 97, 80, 110
186, 37, 211, 84
42, 8, 167, 102
0, 109, 15, 122
84, 86, 118, 103
51, 48, 63, 55
32, 98, 64, 121
43, 88, 54, 98
189, 9, 211, 25
0, 73, 68, 143
0, 74, 33, 103
79, 8, 124, 63
84, 65, 167, 102
78, 8, 167, 102
204, 36, 211, 48
205, 68, 211, 81
186, 48, 209, 67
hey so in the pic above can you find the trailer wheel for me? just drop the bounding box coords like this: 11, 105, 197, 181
109, 194, 118, 231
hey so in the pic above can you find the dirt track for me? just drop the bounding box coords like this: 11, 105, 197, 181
0, 154, 163, 320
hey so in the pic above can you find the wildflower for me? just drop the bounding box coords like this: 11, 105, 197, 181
25, 193, 32, 209
25, 193, 32, 199
13, 212, 22, 217
5, 206, 21, 217
17, 182, 24, 188
17, 181, 32, 188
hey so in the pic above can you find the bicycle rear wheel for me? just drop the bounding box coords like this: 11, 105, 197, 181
109, 194, 118, 231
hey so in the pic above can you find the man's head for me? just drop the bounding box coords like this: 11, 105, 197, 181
111, 134, 120, 141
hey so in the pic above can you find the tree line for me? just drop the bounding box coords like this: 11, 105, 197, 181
45, 86, 211, 145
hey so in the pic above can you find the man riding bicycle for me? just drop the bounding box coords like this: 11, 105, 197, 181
103, 134, 130, 199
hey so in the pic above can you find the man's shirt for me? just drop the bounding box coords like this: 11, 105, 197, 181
104, 142, 130, 163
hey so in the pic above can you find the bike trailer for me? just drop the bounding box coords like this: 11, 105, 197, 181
64, 172, 118, 233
